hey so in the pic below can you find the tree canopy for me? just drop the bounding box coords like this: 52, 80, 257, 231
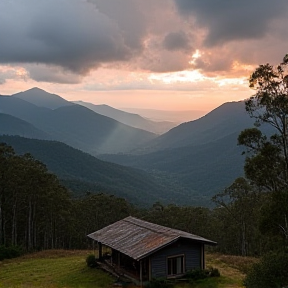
238, 54, 288, 250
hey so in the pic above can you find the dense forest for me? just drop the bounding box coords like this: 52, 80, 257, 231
1, 55, 288, 287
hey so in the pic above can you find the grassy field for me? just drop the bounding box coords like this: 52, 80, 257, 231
0, 250, 255, 288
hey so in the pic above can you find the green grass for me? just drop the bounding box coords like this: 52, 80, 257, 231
0, 250, 114, 288
0, 250, 254, 288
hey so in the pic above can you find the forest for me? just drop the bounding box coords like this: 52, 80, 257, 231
1, 55, 288, 287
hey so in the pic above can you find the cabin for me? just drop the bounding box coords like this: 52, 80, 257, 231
87, 216, 216, 284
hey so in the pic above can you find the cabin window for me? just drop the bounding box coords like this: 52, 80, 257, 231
167, 255, 184, 276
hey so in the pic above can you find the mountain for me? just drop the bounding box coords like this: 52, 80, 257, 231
99, 132, 246, 199
0, 135, 202, 206
74, 101, 176, 134
143, 101, 256, 152
98, 101, 267, 200
0, 93, 156, 154
0, 113, 50, 140
122, 108, 207, 123
12, 87, 73, 109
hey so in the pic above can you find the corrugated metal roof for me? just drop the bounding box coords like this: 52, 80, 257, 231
87, 216, 216, 260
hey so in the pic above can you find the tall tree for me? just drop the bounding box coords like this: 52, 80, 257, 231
212, 178, 261, 256
238, 54, 288, 249
242, 54, 288, 184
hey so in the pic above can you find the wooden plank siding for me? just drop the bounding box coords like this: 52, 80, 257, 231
149, 239, 202, 279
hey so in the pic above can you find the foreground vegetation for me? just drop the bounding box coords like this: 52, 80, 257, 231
0, 250, 250, 288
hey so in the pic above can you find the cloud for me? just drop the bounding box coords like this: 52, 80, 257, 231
0, 0, 287, 88
26, 64, 83, 84
0, 66, 28, 85
162, 32, 192, 51
0, 0, 198, 76
174, 0, 288, 46
0, 0, 133, 74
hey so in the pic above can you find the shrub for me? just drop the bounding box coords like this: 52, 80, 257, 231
0, 245, 23, 260
208, 267, 220, 277
147, 278, 174, 288
86, 254, 98, 268
244, 252, 288, 288
185, 267, 220, 281
185, 268, 208, 280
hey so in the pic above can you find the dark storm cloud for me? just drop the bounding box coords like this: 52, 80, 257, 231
174, 0, 288, 46
89, 0, 147, 51
162, 32, 192, 51
26, 65, 82, 84
0, 0, 134, 74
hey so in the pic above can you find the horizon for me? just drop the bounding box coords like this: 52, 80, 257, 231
1, 1, 287, 111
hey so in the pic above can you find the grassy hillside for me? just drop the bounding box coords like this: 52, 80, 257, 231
0, 250, 251, 288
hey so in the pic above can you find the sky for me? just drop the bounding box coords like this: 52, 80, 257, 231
0, 0, 288, 112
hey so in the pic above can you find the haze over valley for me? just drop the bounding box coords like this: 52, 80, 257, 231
0, 87, 264, 207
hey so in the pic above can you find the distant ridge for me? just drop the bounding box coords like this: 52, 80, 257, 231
122, 107, 207, 123
0, 90, 156, 154
13, 87, 73, 109
74, 101, 176, 134
144, 101, 255, 151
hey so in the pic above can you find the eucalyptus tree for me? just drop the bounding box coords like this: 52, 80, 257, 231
240, 54, 288, 188
0, 143, 72, 250
212, 178, 261, 256
238, 54, 288, 249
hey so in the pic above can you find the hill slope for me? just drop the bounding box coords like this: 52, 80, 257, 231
99, 132, 246, 198
0, 113, 50, 140
13, 87, 73, 109
145, 101, 254, 151
0, 95, 156, 154
99, 101, 271, 199
0, 135, 199, 206
74, 101, 176, 134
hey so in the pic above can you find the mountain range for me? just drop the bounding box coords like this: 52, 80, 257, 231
0, 87, 263, 206
74, 101, 176, 134
0, 88, 157, 154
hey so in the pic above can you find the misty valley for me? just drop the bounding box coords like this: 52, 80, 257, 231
0, 87, 257, 207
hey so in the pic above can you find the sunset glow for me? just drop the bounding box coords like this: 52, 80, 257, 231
0, 0, 287, 112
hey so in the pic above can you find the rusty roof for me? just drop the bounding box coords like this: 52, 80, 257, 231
87, 216, 216, 261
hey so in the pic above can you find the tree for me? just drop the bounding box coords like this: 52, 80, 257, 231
243, 54, 288, 181
238, 54, 288, 250
212, 178, 261, 256
0, 143, 72, 251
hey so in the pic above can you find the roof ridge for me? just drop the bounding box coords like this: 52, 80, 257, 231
124, 216, 215, 242
124, 216, 183, 237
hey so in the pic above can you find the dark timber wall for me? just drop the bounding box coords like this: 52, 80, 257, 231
149, 239, 202, 279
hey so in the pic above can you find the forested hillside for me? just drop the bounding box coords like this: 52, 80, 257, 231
100, 132, 246, 198
0, 113, 50, 139
0, 135, 200, 206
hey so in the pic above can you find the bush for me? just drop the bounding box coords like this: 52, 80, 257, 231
0, 245, 23, 260
208, 267, 220, 277
244, 252, 288, 288
185, 267, 220, 281
185, 268, 208, 280
86, 254, 98, 268
147, 278, 174, 288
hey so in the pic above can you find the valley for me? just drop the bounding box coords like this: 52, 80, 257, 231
0, 87, 260, 207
